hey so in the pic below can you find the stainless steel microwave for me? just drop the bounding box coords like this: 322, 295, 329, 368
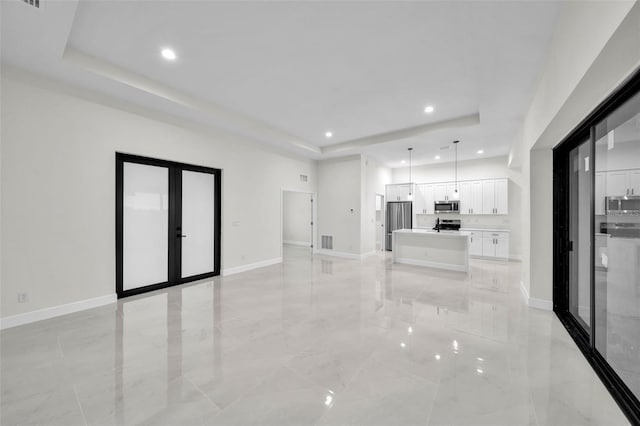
606, 196, 640, 215
434, 200, 459, 214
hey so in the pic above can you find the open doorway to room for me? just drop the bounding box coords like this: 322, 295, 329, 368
282, 190, 315, 258
376, 194, 385, 251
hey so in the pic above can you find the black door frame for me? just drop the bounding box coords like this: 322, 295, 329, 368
116, 153, 222, 298
553, 67, 640, 425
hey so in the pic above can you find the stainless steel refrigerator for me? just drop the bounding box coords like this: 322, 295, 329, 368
386, 201, 412, 251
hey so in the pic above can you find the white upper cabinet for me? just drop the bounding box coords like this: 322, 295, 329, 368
604, 169, 640, 196
495, 179, 508, 214
434, 183, 448, 202
460, 181, 483, 215
482, 180, 495, 214
629, 170, 640, 196
387, 178, 509, 216
460, 182, 471, 214
414, 184, 427, 214
415, 184, 435, 215
606, 171, 628, 196
482, 179, 508, 215
446, 183, 458, 200
386, 184, 413, 202
434, 183, 457, 201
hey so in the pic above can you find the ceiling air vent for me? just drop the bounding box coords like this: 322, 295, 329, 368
21, 0, 40, 8
299, 174, 308, 182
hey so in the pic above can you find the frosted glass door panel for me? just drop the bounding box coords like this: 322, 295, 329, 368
181, 170, 215, 278
123, 163, 168, 291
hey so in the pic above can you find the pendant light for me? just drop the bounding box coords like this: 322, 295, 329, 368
452, 140, 460, 200
407, 147, 414, 200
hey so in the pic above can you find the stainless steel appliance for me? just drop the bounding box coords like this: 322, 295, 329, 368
386, 201, 412, 251
600, 222, 640, 238
433, 218, 461, 232
434, 200, 459, 214
605, 195, 640, 215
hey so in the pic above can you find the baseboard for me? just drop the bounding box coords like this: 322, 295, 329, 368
520, 280, 552, 311
528, 297, 553, 311
283, 240, 311, 247
314, 249, 362, 260
222, 257, 282, 276
0, 293, 117, 330
395, 257, 468, 272
360, 251, 378, 258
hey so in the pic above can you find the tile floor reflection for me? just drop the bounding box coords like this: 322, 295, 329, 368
1, 246, 631, 425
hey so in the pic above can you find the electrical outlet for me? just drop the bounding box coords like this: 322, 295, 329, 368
17, 292, 29, 303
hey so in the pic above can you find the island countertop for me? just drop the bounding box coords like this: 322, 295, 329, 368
392, 229, 470, 272
393, 229, 471, 237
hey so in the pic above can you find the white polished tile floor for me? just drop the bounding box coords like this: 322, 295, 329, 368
1, 246, 631, 425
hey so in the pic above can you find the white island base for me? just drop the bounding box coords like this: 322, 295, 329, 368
392, 229, 471, 272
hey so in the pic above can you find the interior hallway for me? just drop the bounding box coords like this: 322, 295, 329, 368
0, 246, 629, 425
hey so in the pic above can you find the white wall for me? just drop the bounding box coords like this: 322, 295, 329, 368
283, 191, 311, 245
529, 149, 553, 303
519, 1, 640, 305
1, 70, 316, 318
392, 155, 523, 259
316, 156, 362, 255
361, 156, 392, 254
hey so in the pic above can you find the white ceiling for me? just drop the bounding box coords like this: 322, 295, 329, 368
1, 0, 561, 168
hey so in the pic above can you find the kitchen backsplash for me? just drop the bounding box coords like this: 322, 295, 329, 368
415, 214, 511, 229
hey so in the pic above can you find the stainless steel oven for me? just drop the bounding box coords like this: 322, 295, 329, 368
434, 200, 459, 214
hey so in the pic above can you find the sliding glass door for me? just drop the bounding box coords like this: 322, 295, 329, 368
116, 154, 221, 298
567, 138, 593, 333
593, 89, 640, 404
554, 70, 640, 424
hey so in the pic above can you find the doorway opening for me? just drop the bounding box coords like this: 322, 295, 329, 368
116, 153, 221, 298
282, 190, 315, 257
376, 194, 385, 251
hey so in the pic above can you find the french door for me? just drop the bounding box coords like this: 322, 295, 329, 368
116, 153, 221, 298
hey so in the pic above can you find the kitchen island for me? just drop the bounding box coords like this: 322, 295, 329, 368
392, 229, 471, 272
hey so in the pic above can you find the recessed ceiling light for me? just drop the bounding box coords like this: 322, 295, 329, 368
434, 155, 440, 160
161, 48, 177, 61
401, 160, 406, 164
325, 131, 333, 138
477, 150, 484, 155
424, 105, 435, 114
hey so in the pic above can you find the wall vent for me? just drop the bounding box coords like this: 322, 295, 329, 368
21, 0, 40, 8
321, 235, 333, 250
299, 174, 308, 182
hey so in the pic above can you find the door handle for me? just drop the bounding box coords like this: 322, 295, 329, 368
178, 234, 187, 238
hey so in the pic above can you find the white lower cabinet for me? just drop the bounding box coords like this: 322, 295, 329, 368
468, 231, 483, 256
467, 230, 509, 260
